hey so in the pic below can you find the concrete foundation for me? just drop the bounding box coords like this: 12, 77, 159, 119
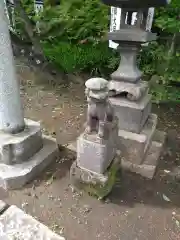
109, 94, 152, 134
0, 136, 58, 190
0, 204, 65, 239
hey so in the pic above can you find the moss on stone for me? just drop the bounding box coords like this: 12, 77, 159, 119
83, 159, 120, 199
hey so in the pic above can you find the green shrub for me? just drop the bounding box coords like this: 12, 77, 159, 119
42, 40, 118, 73
15, 0, 180, 101
39, 0, 109, 43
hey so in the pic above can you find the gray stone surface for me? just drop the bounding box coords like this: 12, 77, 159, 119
108, 29, 157, 43
0, 136, 58, 190
110, 44, 142, 83
117, 114, 157, 164
109, 80, 149, 101
0, 119, 43, 165
109, 93, 152, 133
70, 157, 121, 199
144, 130, 166, 165
121, 158, 157, 179
71, 161, 110, 186
77, 130, 117, 174
0, 200, 7, 213
0, 187, 8, 200
121, 130, 166, 179
0, 205, 65, 239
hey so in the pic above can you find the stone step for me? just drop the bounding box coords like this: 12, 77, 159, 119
117, 113, 158, 165
121, 130, 166, 179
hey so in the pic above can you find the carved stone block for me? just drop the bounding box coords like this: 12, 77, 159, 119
109, 93, 152, 133
109, 80, 149, 101
77, 125, 117, 174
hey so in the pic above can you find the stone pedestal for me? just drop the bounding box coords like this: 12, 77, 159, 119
70, 77, 120, 199
109, 93, 152, 134
109, 84, 166, 179
77, 126, 117, 174
70, 122, 119, 198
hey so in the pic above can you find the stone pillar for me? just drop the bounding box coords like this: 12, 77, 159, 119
0, 1, 25, 134
100, 0, 169, 179
0, 2, 58, 190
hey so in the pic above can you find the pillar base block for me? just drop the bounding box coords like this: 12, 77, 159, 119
0, 119, 44, 165
0, 136, 58, 190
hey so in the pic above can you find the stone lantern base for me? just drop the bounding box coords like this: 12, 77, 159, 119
0, 119, 58, 190
109, 80, 166, 179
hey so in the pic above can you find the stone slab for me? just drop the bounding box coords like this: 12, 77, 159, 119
117, 114, 157, 165
109, 93, 152, 133
0, 205, 65, 239
0, 118, 43, 165
109, 80, 149, 101
0, 136, 58, 190
70, 157, 120, 199
144, 130, 166, 165
77, 130, 117, 174
121, 130, 166, 179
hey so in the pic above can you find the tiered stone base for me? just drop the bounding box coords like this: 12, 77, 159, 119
121, 130, 166, 179
0, 119, 58, 190
70, 157, 120, 199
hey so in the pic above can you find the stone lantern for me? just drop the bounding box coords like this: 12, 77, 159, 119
101, 0, 169, 179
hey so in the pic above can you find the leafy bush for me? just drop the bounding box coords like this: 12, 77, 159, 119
40, 0, 109, 43
42, 40, 118, 74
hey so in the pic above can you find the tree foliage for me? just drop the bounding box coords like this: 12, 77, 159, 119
11, 0, 180, 101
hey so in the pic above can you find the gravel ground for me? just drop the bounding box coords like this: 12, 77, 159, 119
4, 58, 180, 240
